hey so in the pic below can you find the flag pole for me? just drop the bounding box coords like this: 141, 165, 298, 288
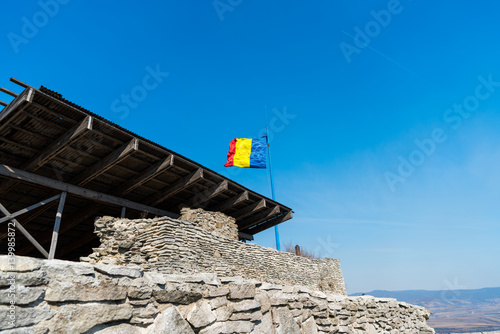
265, 126, 280, 251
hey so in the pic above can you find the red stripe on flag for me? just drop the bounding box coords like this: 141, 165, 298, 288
224, 138, 237, 167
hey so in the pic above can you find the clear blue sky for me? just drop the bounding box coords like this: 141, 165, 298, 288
1, 0, 499, 294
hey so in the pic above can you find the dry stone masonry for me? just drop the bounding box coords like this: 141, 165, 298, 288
82, 213, 346, 295
0, 256, 435, 333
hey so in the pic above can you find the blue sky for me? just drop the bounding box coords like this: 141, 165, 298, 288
1, 0, 499, 294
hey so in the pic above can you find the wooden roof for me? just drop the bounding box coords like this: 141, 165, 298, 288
0, 78, 292, 260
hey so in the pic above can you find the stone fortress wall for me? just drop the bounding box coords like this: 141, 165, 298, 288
82, 208, 346, 295
0, 256, 435, 333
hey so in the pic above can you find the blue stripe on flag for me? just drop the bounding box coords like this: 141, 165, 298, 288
249, 137, 267, 168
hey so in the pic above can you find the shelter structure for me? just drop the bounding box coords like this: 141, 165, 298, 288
0, 78, 292, 260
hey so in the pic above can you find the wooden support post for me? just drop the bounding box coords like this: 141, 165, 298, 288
48, 192, 67, 260
0, 203, 49, 258
295, 245, 301, 256
121, 207, 126, 218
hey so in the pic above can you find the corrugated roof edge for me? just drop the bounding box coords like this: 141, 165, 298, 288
36, 85, 292, 213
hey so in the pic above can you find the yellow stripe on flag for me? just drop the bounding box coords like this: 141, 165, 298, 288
233, 138, 252, 167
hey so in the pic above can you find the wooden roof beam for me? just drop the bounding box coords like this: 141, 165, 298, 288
0, 164, 178, 218
147, 168, 204, 206
245, 211, 293, 235
0, 87, 18, 98
239, 205, 280, 230
26, 116, 93, 172
191, 180, 228, 208
70, 138, 139, 186
113, 155, 174, 196
0, 116, 93, 197
211, 191, 249, 212
233, 199, 267, 220
0, 100, 7, 107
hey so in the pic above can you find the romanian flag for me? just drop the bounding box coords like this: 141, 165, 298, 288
224, 137, 267, 168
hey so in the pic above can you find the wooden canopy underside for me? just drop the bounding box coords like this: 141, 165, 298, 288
0, 78, 292, 260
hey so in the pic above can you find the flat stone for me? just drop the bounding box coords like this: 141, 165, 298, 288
93, 323, 147, 334
0, 271, 47, 287
50, 303, 133, 333
215, 306, 232, 321
210, 296, 228, 309
128, 286, 152, 299
251, 311, 273, 333
148, 306, 195, 334
0, 256, 41, 272
255, 292, 271, 313
0, 303, 55, 330
45, 280, 127, 302
230, 299, 261, 312
199, 320, 255, 334
42, 259, 94, 276
184, 300, 216, 328
143, 272, 166, 285
230, 310, 263, 321
259, 282, 283, 291
0, 285, 45, 305
1, 326, 49, 334
153, 283, 203, 305
165, 273, 219, 285
94, 264, 143, 278
302, 316, 319, 334
229, 283, 256, 299
204, 286, 230, 298
276, 307, 301, 334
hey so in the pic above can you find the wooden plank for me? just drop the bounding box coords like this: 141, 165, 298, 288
232, 199, 267, 220
0, 164, 178, 218
238, 231, 254, 241
0, 87, 33, 124
191, 180, 228, 208
0, 100, 7, 107
0, 194, 61, 224
24, 116, 93, 171
113, 155, 174, 195
211, 191, 249, 212
146, 168, 204, 206
239, 205, 280, 230
10, 77, 29, 88
70, 138, 138, 186
0, 202, 49, 258
48, 192, 67, 259
0, 87, 18, 97
245, 211, 293, 235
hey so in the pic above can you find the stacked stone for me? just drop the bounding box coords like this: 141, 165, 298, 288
179, 207, 239, 240
84, 216, 347, 295
0, 256, 435, 334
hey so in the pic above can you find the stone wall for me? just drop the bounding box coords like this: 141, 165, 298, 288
0, 256, 435, 334
82, 215, 346, 295
179, 207, 239, 241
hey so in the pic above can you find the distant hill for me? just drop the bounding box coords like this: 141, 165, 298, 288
352, 287, 500, 333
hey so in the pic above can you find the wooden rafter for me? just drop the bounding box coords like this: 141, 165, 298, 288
245, 211, 293, 234
146, 168, 204, 206
239, 205, 280, 230
232, 199, 267, 220
191, 180, 228, 208
70, 138, 139, 186
211, 191, 249, 212
113, 155, 174, 195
